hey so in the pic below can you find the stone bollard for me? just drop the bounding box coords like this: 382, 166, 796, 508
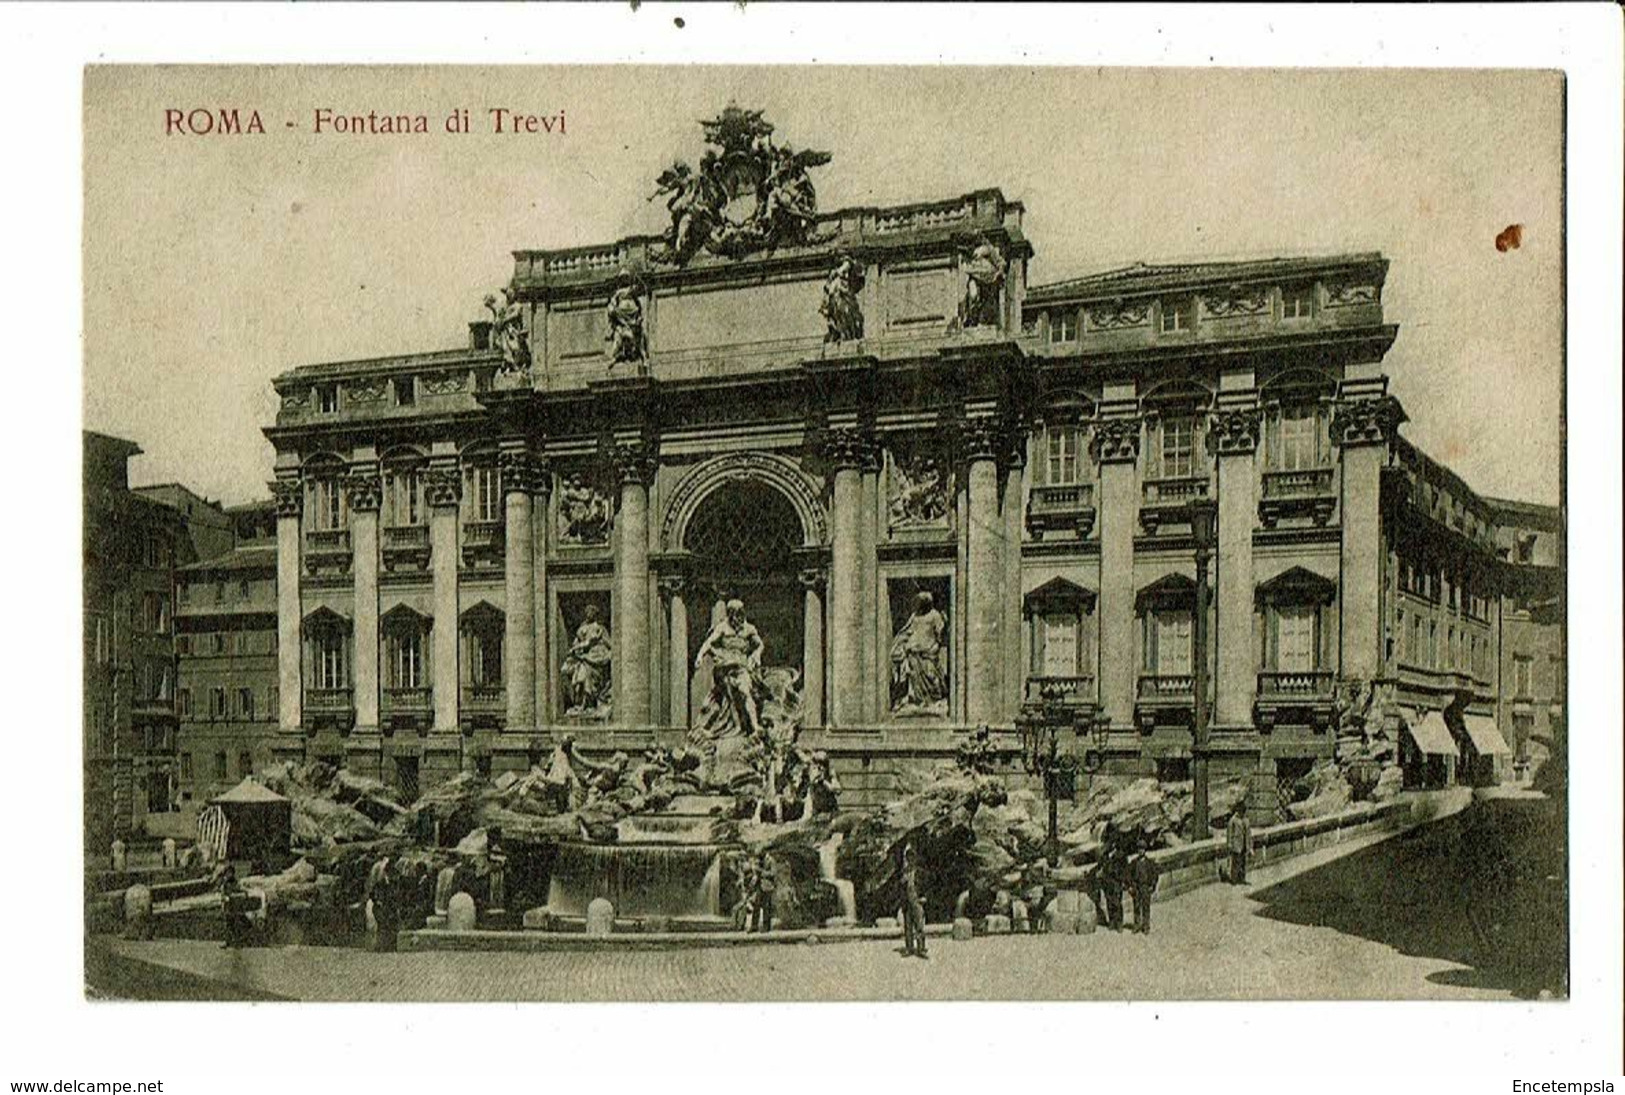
110, 840, 127, 873
447, 892, 477, 932
122, 884, 153, 941
1045, 909, 1078, 935
585, 898, 615, 936
1075, 909, 1097, 935
365, 899, 377, 933
161, 838, 177, 869
952, 917, 974, 941
985, 914, 1012, 935
434, 867, 457, 916
1011, 899, 1031, 933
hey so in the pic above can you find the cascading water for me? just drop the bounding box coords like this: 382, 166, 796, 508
818, 832, 858, 922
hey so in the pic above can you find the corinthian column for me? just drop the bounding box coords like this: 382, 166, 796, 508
822, 427, 871, 728
660, 574, 689, 729
1210, 406, 1259, 728
611, 443, 657, 728
799, 566, 826, 728
500, 448, 538, 732
962, 418, 1003, 725
346, 467, 383, 734
1093, 417, 1141, 731
424, 464, 463, 733
272, 477, 303, 733
1333, 394, 1405, 680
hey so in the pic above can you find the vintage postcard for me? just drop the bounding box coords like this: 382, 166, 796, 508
81, 63, 1567, 1006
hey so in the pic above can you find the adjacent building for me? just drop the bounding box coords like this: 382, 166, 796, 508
255, 116, 1564, 819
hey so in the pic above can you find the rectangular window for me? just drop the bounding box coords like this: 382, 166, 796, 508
1159, 298, 1194, 334
1275, 408, 1324, 471
388, 629, 425, 689
317, 385, 339, 414
388, 470, 422, 527
1045, 426, 1082, 487
176, 688, 192, 718
238, 750, 254, 777
1514, 656, 1533, 698
1395, 610, 1406, 662
1428, 621, 1438, 668
1049, 310, 1077, 342
213, 752, 228, 780
1039, 611, 1080, 677
1281, 285, 1315, 321
1411, 616, 1422, 664
1153, 610, 1193, 675
470, 466, 503, 523
267, 686, 279, 718
179, 753, 193, 783
317, 633, 347, 689
393, 376, 415, 406
469, 632, 503, 687
309, 479, 345, 532
210, 687, 227, 719
1160, 417, 1196, 479
238, 688, 254, 721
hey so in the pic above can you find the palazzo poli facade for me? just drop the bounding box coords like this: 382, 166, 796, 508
263, 112, 1560, 822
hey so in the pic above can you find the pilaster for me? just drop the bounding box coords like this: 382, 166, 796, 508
346, 466, 383, 735
609, 439, 658, 728
425, 463, 463, 733
819, 425, 873, 728
1332, 392, 1405, 680
960, 415, 1003, 726
272, 476, 303, 733
1209, 402, 1259, 728
1092, 414, 1141, 731
499, 447, 539, 732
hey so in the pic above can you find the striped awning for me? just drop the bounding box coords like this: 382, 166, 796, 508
1405, 711, 1458, 757
1463, 714, 1513, 757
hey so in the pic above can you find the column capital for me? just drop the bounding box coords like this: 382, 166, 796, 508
1207, 407, 1260, 457
606, 442, 659, 487
344, 468, 383, 512
1090, 417, 1142, 465
1331, 396, 1406, 448
270, 478, 302, 518
424, 466, 463, 508
816, 425, 877, 471
657, 573, 687, 598
955, 416, 1002, 464
498, 451, 549, 496
798, 567, 827, 592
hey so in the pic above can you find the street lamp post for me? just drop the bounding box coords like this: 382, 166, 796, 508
1187, 498, 1219, 840
1019, 690, 1078, 867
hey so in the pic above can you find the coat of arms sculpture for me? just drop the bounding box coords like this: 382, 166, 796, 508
648, 106, 833, 265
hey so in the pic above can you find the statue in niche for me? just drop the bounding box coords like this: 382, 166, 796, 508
820, 254, 865, 343
890, 591, 950, 716
692, 599, 766, 744
561, 604, 613, 717
605, 270, 647, 371
888, 450, 949, 529
956, 235, 1007, 329
483, 287, 530, 373
557, 474, 611, 545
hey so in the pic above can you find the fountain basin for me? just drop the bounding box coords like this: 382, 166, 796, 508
545, 839, 733, 920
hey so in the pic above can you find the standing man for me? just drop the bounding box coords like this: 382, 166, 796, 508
1227, 809, 1254, 886
1099, 823, 1128, 932
1129, 831, 1162, 935
754, 854, 777, 934
900, 842, 929, 959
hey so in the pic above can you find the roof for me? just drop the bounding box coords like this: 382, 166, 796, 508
1481, 495, 1563, 528
211, 778, 289, 805
1405, 711, 1458, 757
1027, 252, 1386, 303
1463, 715, 1512, 757
178, 544, 277, 574
84, 430, 143, 458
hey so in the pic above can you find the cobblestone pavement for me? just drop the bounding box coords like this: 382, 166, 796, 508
95, 802, 1528, 1002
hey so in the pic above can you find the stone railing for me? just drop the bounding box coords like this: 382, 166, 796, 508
382, 524, 431, 570
461, 520, 505, 567
305, 688, 353, 713
872, 198, 976, 235
1261, 467, 1334, 498
304, 528, 351, 554
1024, 675, 1097, 705
1256, 670, 1334, 698
1142, 475, 1210, 504
1137, 673, 1194, 698
462, 683, 506, 711
382, 687, 432, 715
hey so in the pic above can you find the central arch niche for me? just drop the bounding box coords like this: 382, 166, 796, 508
683, 478, 805, 678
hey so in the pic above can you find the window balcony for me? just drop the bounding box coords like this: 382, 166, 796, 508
303, 528, 352, 576
461, 520, 505, 569
1135, 673, 1194, 732
304, 687, 354, 731
1026, 483, 1096, 538
1023, 675, 1097, 713
1259, 467, 1336, 527
460, 682, 506, 729
1139, 477, 1209, 535
382, 686, 432, 733
1254, 669, 1336, 730
382, 524, 431, 572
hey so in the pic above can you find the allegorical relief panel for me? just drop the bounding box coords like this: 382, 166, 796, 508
556, 471, 613, 546
887, 442, 952, 533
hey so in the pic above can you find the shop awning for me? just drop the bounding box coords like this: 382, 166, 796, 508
1463, 714, 1513, 757
1405, 711, 1458, 757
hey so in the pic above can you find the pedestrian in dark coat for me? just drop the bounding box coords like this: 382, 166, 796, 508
1098, 823, 1128, 931
369, 857, 400, 953
218, 865, 252, 949
1129, 835, 1162, 934
900, 843, 928, 959
753, 855, 776, 933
